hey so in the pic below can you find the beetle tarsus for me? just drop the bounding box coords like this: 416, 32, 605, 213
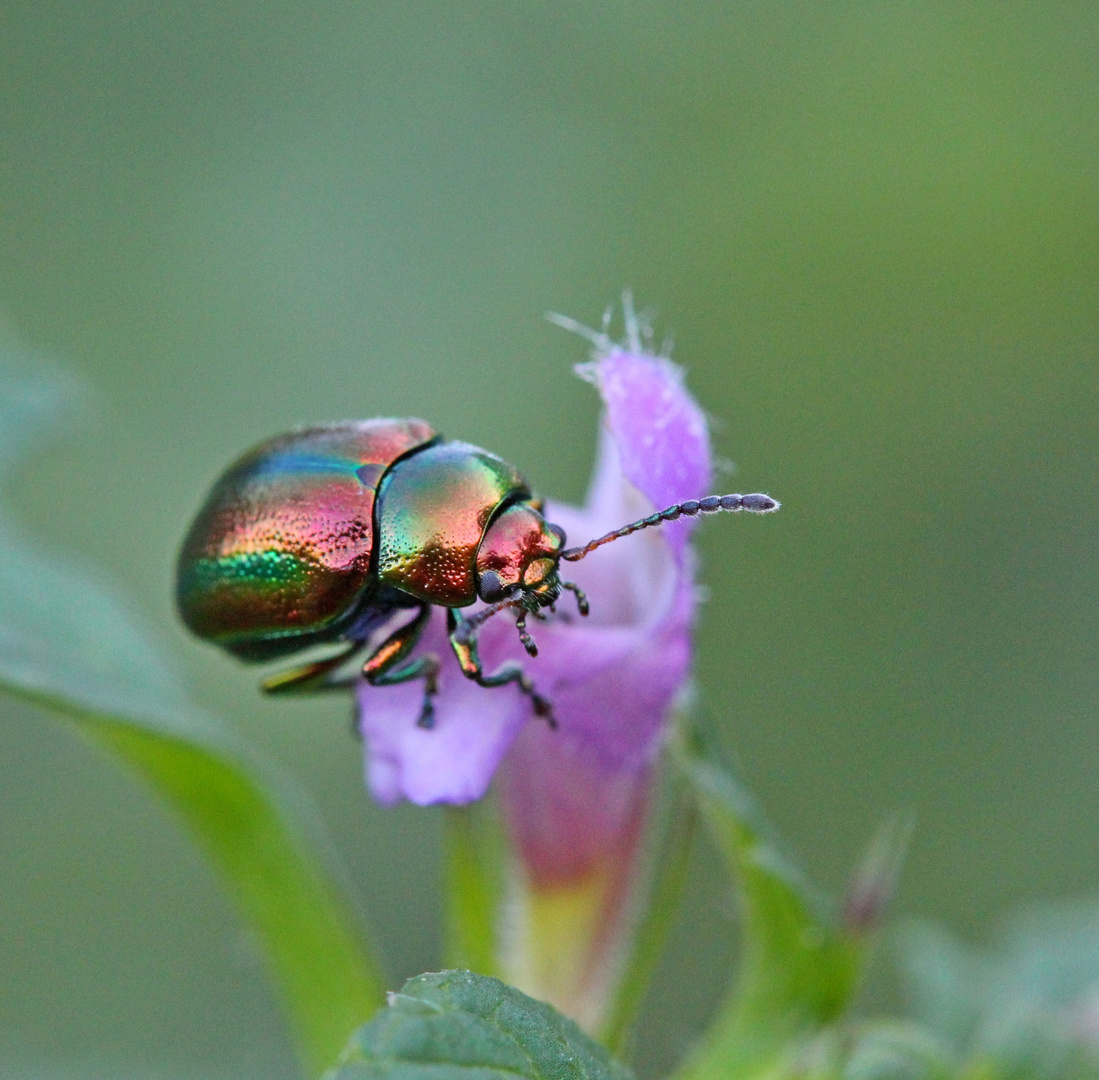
532, 693, 556, 729
515, 609, 539, 657
520, 673, 555, 729
415, 662, 439, 728
416, 696, 436, 729
562, 580, 589, 616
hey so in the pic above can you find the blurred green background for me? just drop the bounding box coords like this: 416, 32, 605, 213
1, 1, 1097, 1076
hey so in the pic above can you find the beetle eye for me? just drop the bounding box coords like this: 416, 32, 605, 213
478, 569, 506, 603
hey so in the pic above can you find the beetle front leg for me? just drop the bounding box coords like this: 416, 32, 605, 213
446, 609, 556, 728
361, 604, 440, 729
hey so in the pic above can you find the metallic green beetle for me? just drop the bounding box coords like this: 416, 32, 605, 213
176, 419, 778, 727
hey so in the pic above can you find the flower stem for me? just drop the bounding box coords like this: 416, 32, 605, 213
443, 801, 505, 978
599, 775, 699, 1055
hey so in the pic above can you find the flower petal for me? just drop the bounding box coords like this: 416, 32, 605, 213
357, 610, 529, 806
496, 343, 708, 874
578, 348, 712, 562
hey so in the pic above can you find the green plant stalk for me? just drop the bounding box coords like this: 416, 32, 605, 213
599, 777, 698, 1056
672, 739, 864, 1080
443, 800, 506, 977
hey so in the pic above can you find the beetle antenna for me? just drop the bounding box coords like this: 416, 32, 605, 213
560, 493, 780, 563
561, 580, 590, 616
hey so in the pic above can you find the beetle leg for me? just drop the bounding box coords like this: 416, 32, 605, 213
515, 609, 538, 657
360, 604, 440, 728
561, 580, 590, 616
446, 609, 556, 728
261, 641, 365, 694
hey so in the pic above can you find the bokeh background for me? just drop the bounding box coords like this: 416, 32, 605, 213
1, 2, 1097, 1077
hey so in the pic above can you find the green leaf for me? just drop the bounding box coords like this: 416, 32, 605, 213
0, 346, 385, 1077
898, 906, 1099, 1080
671, 732, 866, 1080
896, 921, 984, 1055
840, 1022, 958, 1080
327, 969, 636, 1080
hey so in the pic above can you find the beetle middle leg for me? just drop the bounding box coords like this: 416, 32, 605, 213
361, 604, 440, 729
446, 609, 556, 728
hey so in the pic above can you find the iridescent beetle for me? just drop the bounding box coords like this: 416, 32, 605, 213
176, 420, 778, 728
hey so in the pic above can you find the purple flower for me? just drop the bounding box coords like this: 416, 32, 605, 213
355, 300, 754, 1026
356, 310, 712, 823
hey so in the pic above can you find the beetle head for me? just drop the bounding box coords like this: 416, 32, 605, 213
475, 502, 565, 607
465, 488, 777, 661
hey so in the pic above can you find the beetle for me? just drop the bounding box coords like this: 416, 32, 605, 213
176, 419, 778, 728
